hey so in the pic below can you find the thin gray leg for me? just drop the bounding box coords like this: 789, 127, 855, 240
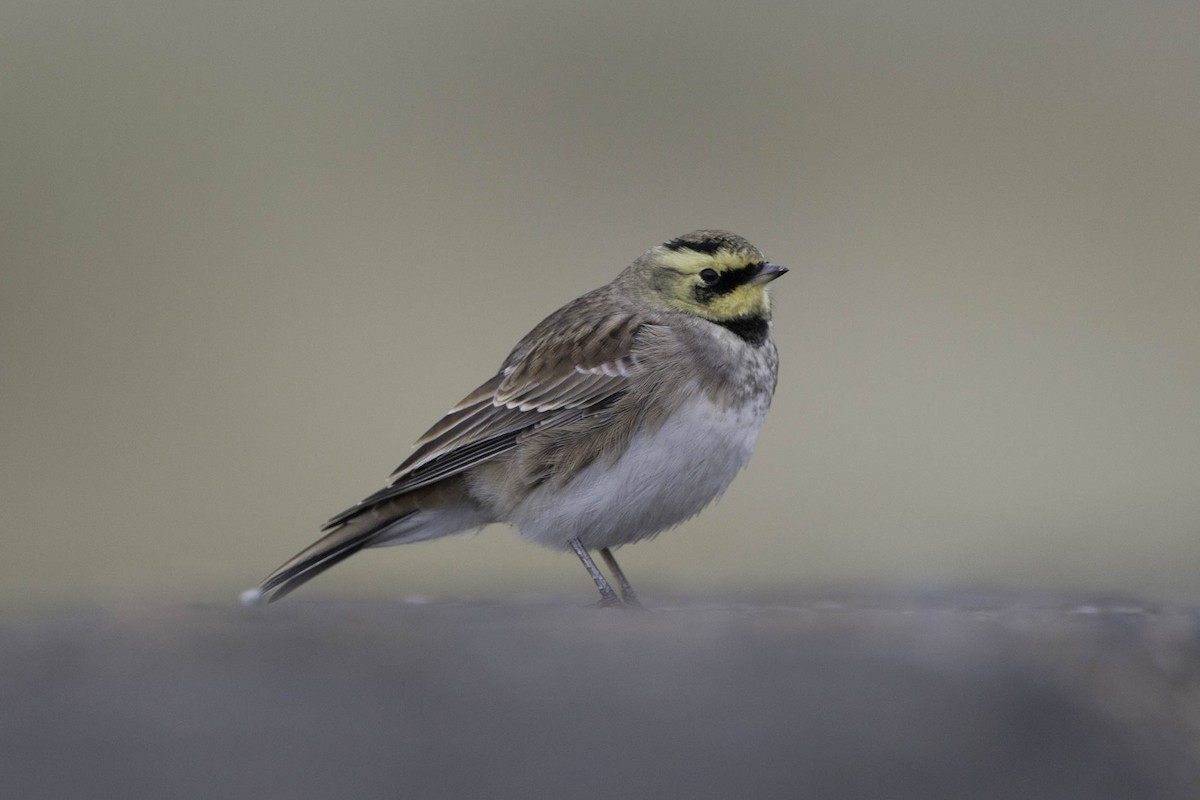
599, 548, 643, 608
570, 538, 622, 607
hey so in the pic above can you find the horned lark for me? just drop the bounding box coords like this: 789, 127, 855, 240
242, 230, 787, 607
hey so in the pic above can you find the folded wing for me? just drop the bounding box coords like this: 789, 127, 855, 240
322, 311, 648, 530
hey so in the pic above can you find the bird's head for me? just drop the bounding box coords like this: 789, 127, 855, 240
629, 230, 787, 322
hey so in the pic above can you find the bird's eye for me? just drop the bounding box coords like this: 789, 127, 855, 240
699, 268, 719, 285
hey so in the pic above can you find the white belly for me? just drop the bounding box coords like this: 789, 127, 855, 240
508, 394, 768, 550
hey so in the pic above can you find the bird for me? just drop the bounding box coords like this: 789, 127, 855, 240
241, 230, 787, 608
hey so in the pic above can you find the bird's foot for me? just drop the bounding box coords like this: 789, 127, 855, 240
594, 591, 625, 609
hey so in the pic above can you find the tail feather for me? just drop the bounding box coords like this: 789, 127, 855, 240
242, 477, 485, 605
246, 507, 415, 604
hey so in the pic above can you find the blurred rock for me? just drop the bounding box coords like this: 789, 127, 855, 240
1, 593, 1198, 799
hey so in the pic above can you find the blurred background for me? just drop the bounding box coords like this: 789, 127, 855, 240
2, 0, 1198, 613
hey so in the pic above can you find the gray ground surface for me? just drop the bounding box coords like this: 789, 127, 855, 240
3, 593, 1199, 800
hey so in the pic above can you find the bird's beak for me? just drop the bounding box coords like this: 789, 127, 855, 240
749, 262, 789, 285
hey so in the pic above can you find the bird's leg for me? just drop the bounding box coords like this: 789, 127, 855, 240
599, 548, 644, 608
569, 539, 623, 607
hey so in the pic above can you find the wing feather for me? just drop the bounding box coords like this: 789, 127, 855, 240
323, 309, 652, 530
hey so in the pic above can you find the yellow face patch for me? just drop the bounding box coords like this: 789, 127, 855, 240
696, 283, 772, 320
656, 248, 753, 275
654, 247, 773, 321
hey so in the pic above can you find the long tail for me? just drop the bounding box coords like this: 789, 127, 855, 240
241, 479, 482, 605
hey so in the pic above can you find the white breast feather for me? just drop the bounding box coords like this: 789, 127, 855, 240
509, 393, 768, 550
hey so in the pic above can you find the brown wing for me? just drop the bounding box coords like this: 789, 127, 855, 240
322, 309, 647, 530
